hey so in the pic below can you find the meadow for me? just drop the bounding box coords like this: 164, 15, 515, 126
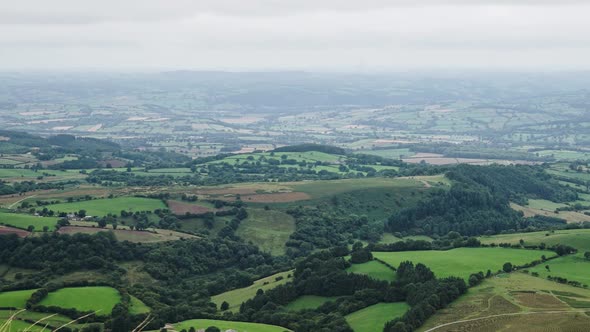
373, 248, 554, 281
39, 286, 122, 315
479, 229, 590, 253
0, 212, 57, 231
0, 310, 86, 331
129, 295, 150, 314
211, 270, 293, 312
0, 289, 37, 308
346, 260, 395, 282
44, 197, 166, 216
284, 295, 341, 311
169, 319, 292, 332
529, 255, 590, 287
235, 209, 295, 255
345, 302, 409, 332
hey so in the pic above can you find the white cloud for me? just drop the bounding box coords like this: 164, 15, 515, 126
1, 1, 589, 70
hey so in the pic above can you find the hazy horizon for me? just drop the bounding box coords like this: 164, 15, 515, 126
2, 0, 590, 71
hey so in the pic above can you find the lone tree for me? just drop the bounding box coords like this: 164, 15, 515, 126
585, 252, 590, 260
220, 301, 229, 311
502, 262, 513, 273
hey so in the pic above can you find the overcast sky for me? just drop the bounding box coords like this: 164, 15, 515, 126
2, 0, 590, 71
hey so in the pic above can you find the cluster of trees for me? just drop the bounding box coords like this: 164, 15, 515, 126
387, 165, 578, 236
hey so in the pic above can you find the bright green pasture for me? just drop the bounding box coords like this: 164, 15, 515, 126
236, 209, 295, 255
0, 289, 37, 308
39, 286, 121, 315
529, 255, 590, 286
345, 302, 409, 332
285, 295, 340, 311
0, 318, 45, 332
171, 319, 291, 332
0, 309, 85, 330
45, 197, 166, 216
347, 260, 395, 282
211, 270, 293, 312
373, 248, 554, 281
0, 212, 57, 231
479, 229, 590, 253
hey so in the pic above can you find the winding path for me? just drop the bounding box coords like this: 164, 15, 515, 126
423, 310, 588, 332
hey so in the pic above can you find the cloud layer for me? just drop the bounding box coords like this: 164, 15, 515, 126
1, 1, 590, 71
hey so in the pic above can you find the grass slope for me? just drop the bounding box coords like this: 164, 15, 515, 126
529, 255, 590, 287
39, 286, 121, 315
346, 260, 395, 282
479, 229, 590, 253
345, 302, 409, 332
0, 289, 38, 308
285, 295, 340, 311
373, 248, 554, 281
172, 319, 291, 332
211, 270, 293, 312
236, 209, 295, 255
0, 212, 57, 231
129, 295, 150, 315
45, 197, 166, 216
418, 273, 590, 332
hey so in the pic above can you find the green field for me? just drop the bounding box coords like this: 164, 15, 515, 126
479, 229, 590, 253
345, 302, 409, 332
373, 248, 555, 281
378, 233, 433, 244
44, 197, 166, 216
39, 286, 121, 315
236, 209, 295, 255
170, 319, 291, 332
529, 255, 590, 286
347, 260, 395, 282
0, 309, 85, 331
0, 289, 37, 308
0, 169, 84, 182
526, 199, 570, 211
129, 295, 150, 314
211, 270, 293, 312
291, 175, 446, 199
285, 295, 340, 311
0, 318, 45, 332
0, 212, 57, 231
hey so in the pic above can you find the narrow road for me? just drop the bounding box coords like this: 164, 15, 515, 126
7, 194, 36, 209
423, 310, 588, 332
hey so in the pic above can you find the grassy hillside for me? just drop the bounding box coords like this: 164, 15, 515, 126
0, 212, 58, 231
236, 209, 296, 255
418, 272, 590, 332
373, 248, 554, 281
0, 289, 37, 308
211, 270, 293, 312
39, 286, 122, 315
170, 319, 292, 332
285, 295, 341, 311
346, 260, 395, 282
345, 302, 409, 332
479, 229, 590, 253
44, 197, 166, 216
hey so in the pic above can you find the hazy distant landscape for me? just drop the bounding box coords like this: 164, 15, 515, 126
2, 0, 590, 331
